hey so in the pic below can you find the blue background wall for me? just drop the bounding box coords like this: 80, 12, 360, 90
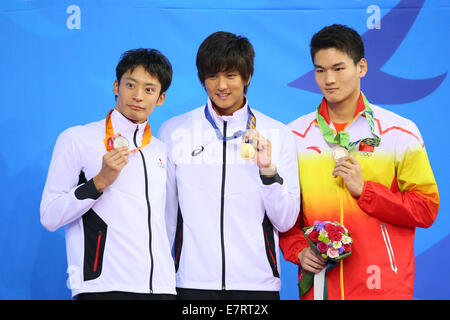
0, 0, 448, 299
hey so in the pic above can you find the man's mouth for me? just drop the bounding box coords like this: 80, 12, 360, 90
325, 88, 338, 94
216, 92, 230, 99
127, 104, 144, 110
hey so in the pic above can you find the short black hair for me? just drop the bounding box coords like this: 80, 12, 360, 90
116, 48, 172, 94
310, 24, 364, 65
196, 31, 255, 94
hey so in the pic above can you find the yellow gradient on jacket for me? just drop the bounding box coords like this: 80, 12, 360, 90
397, 145, 439, 203
298, 146, 439, 217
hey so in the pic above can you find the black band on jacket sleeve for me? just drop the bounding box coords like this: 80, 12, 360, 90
259, 172, 284, 185
75, 178, 103, 200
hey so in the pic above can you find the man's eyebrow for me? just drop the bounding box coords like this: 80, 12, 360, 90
314, 62, 346, 69
125, 76, 158, 86
332, 62, 346, 67
124, 76, 137, 82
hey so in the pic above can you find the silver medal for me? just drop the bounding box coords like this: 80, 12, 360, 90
113, 135, 129, 149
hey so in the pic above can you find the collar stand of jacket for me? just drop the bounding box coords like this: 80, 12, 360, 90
318, 92, 366, 126
207, 97, 249, 131
111, 108, 149, 138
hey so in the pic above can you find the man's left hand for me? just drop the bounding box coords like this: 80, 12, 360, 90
244, 129, 276, 176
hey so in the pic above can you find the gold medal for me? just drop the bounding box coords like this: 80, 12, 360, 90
239, 143, 255, 160
332, 146, 348, 162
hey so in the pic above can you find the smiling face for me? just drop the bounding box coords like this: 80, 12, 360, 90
204, 70, 250, 116
113, 65, 166, 124
313, 47, 367, 110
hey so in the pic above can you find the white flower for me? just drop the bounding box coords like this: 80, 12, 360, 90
319, 229, 328, 238
332, 241, 342, 249
342, 235, 352, 244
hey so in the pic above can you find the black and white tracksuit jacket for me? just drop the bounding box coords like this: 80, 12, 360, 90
40, 109, 176, 297
158, 99, 300, 292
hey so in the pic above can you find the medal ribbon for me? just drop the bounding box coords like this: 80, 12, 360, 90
104, 109, 152, 153
204, 102, 256, 141
316, 93, 380, 150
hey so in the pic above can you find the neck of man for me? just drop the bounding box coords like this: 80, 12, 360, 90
115, 106, 147, 124
327, 89, 361, 124
212, 96, 246, 117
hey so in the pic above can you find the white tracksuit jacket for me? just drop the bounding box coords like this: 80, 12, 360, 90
158, 98, 300, 291
40, 109, 176, 297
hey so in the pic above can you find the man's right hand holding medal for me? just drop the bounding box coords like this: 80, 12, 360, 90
332, 154, 364, 199
93, 146, 129, 193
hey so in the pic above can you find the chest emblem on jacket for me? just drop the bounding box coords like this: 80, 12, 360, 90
191, 145, 205, 157
158, 157, 165, 168
306, 146, 321, 154
359, 141, 375, 157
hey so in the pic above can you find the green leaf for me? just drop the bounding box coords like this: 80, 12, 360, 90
298, 271, 314, 297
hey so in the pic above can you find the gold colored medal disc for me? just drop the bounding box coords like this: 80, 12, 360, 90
239, 143, 256, 160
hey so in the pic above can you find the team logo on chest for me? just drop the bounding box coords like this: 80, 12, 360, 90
191, 145, 205, 157
157, 157, 165, 168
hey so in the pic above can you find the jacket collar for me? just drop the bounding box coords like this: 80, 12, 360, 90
318, 92, 366, 125
207, 97, 249, 129
110, 108, 148, 139
316, 92, 376, 141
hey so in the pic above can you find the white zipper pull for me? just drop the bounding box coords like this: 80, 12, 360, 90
380, 223, 398, 274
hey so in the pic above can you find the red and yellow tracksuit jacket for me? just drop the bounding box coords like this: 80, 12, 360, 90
279, 93, 439, 299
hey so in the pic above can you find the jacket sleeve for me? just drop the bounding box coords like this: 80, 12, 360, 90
279, 211, 309, 266
260, 128, 301, 232
357, 121, 439, 228
158, 124, 179, 250
40, 128, 102, 232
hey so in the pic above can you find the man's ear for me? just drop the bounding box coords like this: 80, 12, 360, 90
156, 92, 166, 106
358, 58, 368, 79
113, 80, 119, 96
245, 75, 252, 86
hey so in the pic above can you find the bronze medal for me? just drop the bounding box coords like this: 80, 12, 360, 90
332, 146, 348, 162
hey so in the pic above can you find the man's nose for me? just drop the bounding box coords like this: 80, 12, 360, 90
218, 76, 228, 90
325, 71, 336, 85
133, 87, 144, 101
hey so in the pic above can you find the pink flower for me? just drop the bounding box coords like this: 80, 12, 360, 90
317, 242, 328, 253
327, 247, 339, 258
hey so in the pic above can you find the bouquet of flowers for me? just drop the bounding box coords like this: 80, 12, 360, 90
299, 221, 353, 297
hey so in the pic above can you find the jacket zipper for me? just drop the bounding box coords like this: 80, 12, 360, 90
220, 121, 227, 290
380, 223, 398, 274
134, 126, 154, 293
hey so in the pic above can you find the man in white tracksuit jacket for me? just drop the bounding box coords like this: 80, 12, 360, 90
158, 31, 300, 299
40, 49, 176, 299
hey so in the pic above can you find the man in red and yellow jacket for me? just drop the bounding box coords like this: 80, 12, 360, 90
279, 24, 439, 300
